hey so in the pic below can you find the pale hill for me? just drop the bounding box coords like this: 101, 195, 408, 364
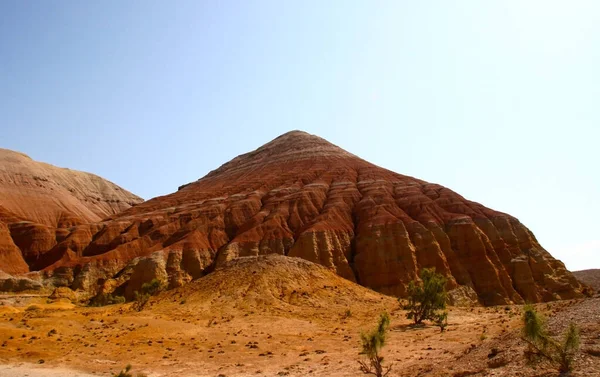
0, 148, 142, 227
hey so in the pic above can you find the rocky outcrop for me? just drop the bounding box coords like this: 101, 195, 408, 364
0, 222, 29, 275
0, 270, 43, 292
0, 148, 143, 227
124, 251, 168, 299
0, 132, 586, 305
49, 286, 77, 302
447, 285, 480, 307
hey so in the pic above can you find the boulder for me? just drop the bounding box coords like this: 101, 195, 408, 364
49, 287, 77, 302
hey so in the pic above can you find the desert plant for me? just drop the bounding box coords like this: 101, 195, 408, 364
521, 305, 580, 374
434, 311, 448, 332
112, 364, 147, 377
89, 293, 126, 307
402, 268, 447, 325
557, 323, 581, 372
132, 279, 163, 312
358, 312, 392, 377
133, 291, 150, 312
141, 279, 162, 296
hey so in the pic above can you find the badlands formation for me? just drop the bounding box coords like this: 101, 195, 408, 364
0, 149, 141, 277
0, 254, 598, 376
0, 131, 587, 305
0, 131, 598, 377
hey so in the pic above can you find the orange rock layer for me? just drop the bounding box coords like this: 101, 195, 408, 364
0, 132, 585, 304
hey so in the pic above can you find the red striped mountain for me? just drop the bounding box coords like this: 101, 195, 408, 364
2, 132, 585, 305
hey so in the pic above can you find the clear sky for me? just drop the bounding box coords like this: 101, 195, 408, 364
1, 1, 598, 270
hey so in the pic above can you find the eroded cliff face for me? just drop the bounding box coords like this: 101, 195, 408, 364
0, 132, 585, 304
0, 221, 28, 275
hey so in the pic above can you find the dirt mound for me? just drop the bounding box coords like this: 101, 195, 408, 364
154, 254, 393, 317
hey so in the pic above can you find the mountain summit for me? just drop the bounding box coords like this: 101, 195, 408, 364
1, 132, 585, 304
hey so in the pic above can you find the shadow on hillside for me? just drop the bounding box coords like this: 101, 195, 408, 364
391, 323, 428, 332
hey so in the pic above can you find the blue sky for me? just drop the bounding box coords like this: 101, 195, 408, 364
1, 1, 598, 270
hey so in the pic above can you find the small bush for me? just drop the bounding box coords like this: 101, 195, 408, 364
435, 311, 448, 332
141, 279, 162, 296
402, 268, 447, 325
133, 279, 163, 312
358, 312, 392, 377
521, 305, 580, 373
111, 364, 147, 377
89, 293, 126, 307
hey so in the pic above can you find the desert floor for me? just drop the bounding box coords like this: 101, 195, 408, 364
0, 291, 598, 377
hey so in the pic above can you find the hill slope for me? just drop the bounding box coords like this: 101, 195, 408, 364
573, 269, 600, 292
0, 148, 143, 227
6, 131, 584, 305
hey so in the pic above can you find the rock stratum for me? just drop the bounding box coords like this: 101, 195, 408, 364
0, 132, 586, 305
0, 148, 142, 275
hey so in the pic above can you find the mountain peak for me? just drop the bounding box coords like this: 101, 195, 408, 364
202, 131, 357, 181
274, 129, 311, 138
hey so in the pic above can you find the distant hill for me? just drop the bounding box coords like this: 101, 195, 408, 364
0, 148, 142, 227
572, 269, 600, 292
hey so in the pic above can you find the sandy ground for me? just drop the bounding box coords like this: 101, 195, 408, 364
0, 287, 597, 377
0, 294, 545, 377
0, 363, 96, 377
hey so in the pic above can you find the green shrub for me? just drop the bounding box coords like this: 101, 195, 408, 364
434, 311, 448, 332
522, 305, 580, 373
89, 293, 126, 307
112, 364, 147, 377
402, 268, 447, 325
132, 279, 163, 312
358, 312, 392, 377
141, 279, 162, 296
